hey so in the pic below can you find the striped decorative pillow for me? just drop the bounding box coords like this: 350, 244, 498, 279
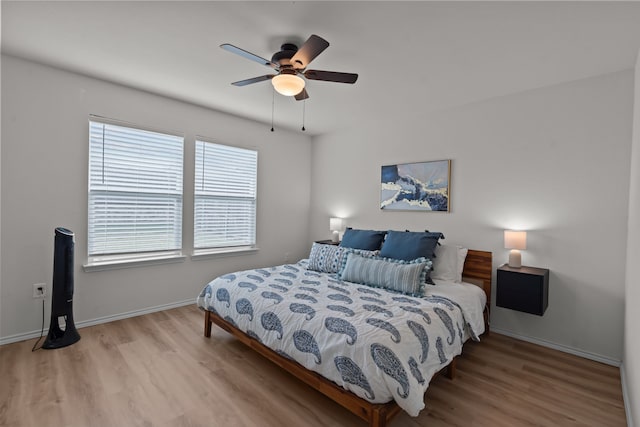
307, 243, 353, 274
340, 253, 428, 296
371, 255, 433, 292
335, 248, 380, 276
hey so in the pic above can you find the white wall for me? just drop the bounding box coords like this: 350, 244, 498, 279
623, 51, 640, 427
310, 70, 633, 362
0, 55, 312, 341
0, 26, 3, 343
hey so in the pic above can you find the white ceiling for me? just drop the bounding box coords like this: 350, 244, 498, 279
3, 1, 640, 136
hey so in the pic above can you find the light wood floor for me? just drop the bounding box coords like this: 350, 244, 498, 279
0, 305, 627, 427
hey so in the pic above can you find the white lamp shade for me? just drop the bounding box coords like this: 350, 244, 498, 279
272, 74, 305, 96
329, 217, 343, 231
504, 230, 527, 250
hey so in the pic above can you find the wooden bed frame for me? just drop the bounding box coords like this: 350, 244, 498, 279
203, 249, 492, 427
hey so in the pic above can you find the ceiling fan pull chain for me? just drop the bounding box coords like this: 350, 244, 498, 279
271, 87, 275, 132
302, 99, 306, 132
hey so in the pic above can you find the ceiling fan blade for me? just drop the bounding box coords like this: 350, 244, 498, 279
290, 35, 329, 69
294, 88, 309, 101
231, 75, 274, 86
220, 44, 277, 69
304, 70, 358, 84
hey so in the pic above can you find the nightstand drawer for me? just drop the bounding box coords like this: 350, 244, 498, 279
497, 265, 549, 316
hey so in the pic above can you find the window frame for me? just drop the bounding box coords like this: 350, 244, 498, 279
84, 116, 185, 270
192, 138, 258, 256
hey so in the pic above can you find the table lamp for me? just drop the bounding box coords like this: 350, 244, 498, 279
329, 218, 343, 243
504, 230, 527, 268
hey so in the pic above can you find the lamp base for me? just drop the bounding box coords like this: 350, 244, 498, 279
508, 249, 522, 268
331, 231, 340, 243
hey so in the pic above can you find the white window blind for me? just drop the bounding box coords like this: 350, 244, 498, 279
88, 119, 184, 257
194, 140, 257, 250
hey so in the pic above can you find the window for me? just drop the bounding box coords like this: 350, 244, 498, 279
194, 140, 257, 251
88, 118, 184, 263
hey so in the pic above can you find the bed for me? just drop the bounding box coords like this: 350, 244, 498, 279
197, 232, 492, 427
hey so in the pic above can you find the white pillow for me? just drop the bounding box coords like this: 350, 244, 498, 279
431, 245, 468, 283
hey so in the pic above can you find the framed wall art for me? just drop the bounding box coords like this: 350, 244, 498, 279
380, 159, 451, 212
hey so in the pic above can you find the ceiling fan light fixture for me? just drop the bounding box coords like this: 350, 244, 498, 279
272, 73, 305, 96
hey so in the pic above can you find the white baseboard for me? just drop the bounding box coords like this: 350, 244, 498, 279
0, 299, 194, 346
620, 362, 635, 427
490, 327, 622, 367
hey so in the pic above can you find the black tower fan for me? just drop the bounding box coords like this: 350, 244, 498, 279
42, 227, 80, 349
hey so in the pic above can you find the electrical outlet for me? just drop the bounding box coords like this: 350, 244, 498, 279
284, 252, 290, 263
33, 283, 46, 299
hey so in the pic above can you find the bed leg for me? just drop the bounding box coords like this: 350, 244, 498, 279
204, 310, 212, 338
446, 357, 457, 380
370, 408, 387, 427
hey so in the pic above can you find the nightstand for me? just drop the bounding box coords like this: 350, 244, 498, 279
315, 239, 340, 246
497, 264, 549, 316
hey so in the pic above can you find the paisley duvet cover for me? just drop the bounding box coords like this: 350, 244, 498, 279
196, 261, 486, 417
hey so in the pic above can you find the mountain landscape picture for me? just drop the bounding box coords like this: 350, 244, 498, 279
380, 160, 450, 212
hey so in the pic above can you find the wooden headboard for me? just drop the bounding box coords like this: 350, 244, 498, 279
461, 249, 492, 333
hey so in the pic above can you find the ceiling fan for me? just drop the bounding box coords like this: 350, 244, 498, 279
221, 34, 358, 101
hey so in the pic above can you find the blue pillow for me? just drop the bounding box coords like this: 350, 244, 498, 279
379, 230, 443, 261
370, 255, 433, 294
340, 253, 428, 296
307, 243, 353, 274
339, 228, 387, 251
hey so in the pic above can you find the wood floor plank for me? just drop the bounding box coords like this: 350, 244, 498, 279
0, 305, 627, 426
